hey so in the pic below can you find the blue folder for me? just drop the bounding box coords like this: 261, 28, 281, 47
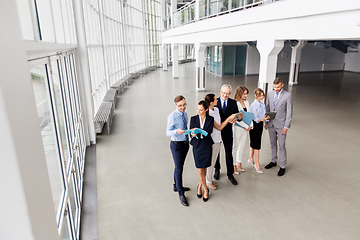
235, 111, 254, 129
183, 129, 208, 139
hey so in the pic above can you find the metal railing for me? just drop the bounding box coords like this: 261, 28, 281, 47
163, 0, 278, 30
173, 0, 196, 28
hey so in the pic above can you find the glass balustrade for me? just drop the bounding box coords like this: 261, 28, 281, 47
162, 0, 276, 30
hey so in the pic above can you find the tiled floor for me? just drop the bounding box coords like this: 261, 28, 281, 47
95, 63, 360, 240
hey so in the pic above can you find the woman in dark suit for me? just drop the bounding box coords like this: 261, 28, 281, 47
190, 100, 214, 202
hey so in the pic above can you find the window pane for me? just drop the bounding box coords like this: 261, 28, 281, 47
30, 64, 64, 214
223, 46, 235, 75
51, 60, 71, 168
69, 171, 80, 232
61, 209, 73, 240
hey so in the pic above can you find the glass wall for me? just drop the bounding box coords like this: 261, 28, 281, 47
235, 45, 247, 75
146, 0, 161, 67
29, 52, 85, 239
205, 45, 246, 76
18, 0, 162, 238
205, 46, 223, 76
82, 0, 161, 113
223, 46, 236, 75
30, 63, 65, 217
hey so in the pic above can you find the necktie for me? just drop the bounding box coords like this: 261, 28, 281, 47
182, 113, 189, 141
273, 92, 279, 108
222, 100, 226, 114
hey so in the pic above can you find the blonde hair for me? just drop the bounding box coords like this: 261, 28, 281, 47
234, 85, 249, 101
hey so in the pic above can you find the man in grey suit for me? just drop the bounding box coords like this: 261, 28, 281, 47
264, 78, 293, 176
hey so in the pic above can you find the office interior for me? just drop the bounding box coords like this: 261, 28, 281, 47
1, 0, 360, 239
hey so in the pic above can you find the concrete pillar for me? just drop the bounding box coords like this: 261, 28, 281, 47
172, 43, 179, 78
162, 44, 168, 71
73, 0, 96, 145
195, 43, 206, 91
257, 39, 284, 93
183, 44, 187, 60
289, 41, 306, 86
171, 0, 177, 27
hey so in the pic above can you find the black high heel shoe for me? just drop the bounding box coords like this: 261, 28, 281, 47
203, 188, 209, 202
197, 185, 202, 198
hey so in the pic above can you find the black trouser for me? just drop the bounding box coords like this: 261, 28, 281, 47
170, 141, 189, 196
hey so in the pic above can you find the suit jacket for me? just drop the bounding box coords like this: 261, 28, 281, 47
189, 115, 214, 148
266, 89, 293, 129
216, 97, 239, 139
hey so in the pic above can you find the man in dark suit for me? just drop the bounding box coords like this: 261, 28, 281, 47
215, 84, 239, 185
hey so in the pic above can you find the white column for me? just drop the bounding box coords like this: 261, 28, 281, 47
257, 39, 284, 93
0, 2, 59, 239
289, 41, 306, 86
73, 0, 96, 145
195, 43, 206, 91
121, 1, 130, 75
163, 44, 168, 71
195, 0, 200, 20
142, 0, 149, 68
184, 44, 188, 60
172, 43, 179, 78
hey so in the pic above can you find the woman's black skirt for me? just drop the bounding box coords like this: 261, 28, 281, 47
249, 121, 263, 150
193, 141, 212, 168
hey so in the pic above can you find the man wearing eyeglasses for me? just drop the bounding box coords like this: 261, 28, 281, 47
166, 95, 191, 206
215, 84, 240, 185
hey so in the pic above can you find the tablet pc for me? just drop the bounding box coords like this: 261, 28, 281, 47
265, 112, 277, 120
230, 110, 244, 122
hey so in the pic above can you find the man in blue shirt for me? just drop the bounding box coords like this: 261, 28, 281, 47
166, 95, 191, 206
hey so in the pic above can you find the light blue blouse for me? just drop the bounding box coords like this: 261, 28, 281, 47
249, 100, 266, 123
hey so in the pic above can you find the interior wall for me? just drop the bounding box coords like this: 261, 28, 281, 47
246, 45, 260, 75
300, 43, 346, 72
344, 50, 360, 72
276, 43, 292, 73
222, 41, 351, 76
246, 42, 347, 75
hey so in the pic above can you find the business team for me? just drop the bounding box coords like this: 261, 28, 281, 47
166, 79, 293, 206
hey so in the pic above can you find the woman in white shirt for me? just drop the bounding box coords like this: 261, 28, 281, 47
232, 85, 252, 174
205, 94, 235, 190
249, 88, 270, 173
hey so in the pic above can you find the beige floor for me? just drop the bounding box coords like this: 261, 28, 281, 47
96, 63, 360, 240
